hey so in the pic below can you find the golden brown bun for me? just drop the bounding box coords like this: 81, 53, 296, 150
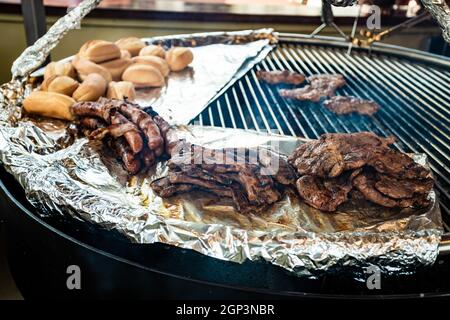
115, 37, 146, 57
122, 64, 165, 88
131, 56, 170, 77
106, 81, 136, 101
139, 45, 166, 59
165, 47, 193, 72
22, 91, 75, 121
120, 49, 132, 60
72, 73, 107, 102
41, 75, 79, 96
99, 57, 132, 81
72, 55, 112, 83
78, 40, 121, 63
44, 61, 76, 79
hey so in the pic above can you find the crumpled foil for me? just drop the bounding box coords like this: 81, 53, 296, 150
421, 0, 450, 43
0, 0, 443, 277
0, 122, 443, 277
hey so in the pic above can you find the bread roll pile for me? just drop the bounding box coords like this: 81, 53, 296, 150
22, 37, 194, 121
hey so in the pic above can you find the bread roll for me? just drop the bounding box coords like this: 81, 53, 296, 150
115, 37, 146, 57
165, 47, 193, 72
78, 40, 121, 63
139, 45, 165, 59
121, 49, 132, 60
72, 73, 107, 102
44, 61, 76, 79
107, 81, 136, 100
131, 56, 170, 77
23, 91, 75, 121
122, 64, 164, 88
41, 75, 79, 96
99, 57, 132, 81
72, 55, 112, 82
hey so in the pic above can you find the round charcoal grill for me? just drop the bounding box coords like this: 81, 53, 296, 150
1, 34, 450, 299
195, 34, 450, 237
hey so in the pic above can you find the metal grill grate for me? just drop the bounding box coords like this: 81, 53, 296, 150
192, 35, 450, 232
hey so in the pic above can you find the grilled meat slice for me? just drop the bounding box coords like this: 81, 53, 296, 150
151, 177, 197, 198
352, 170, 398, 208
288, 132, 395, 178
153, 143, 288, 214
352, 169, 430, 208
256, 70, 305, 85
374, 173, 433, 199
71, 100, 116, 123
308, 74, 346, 91
89, 122, 139, 141
168, 171, 232, 194
289, 132, 433, 211
323, 96, 380, 116
369, 149, 431, 180
108, 137, 141, 175
118, 100, 164, 157
279, 74, 346, 102
111, 112, 143, 154
296, 169, 360, 212
79, 117, 106, 130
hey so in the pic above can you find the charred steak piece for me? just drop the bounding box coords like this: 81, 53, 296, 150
352, 170, 398, 208
289, 132, 433, 211
352, 169, 430, 208
256, 70, 306, 85
296, 170, 358, 212
288, 132, 395, 178
152, 142, 296, 214
151, 177, 198, 198
279, 74, 346, 102
323, 96, 380, 116
369, 149, 430, 180
374, 173, 434, 199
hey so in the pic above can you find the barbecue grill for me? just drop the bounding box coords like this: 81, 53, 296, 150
1, 33, 450, 299
195, 34, 450, 235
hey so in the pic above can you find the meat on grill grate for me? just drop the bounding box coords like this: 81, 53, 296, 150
289, 132, 433, 211
323, 96, 380, 116
256, 70, 306, 85
279, 74, 346, 102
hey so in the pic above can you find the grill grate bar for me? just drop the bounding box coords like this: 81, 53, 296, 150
390, 59, 450, 103
361, 55, 450, 134
194, 38, 450, 228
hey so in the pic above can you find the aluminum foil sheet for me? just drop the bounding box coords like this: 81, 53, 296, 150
0, 120, 443, 277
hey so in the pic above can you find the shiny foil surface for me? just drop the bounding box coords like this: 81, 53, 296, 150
0, 120, 443, 277
0, 0, 443, 277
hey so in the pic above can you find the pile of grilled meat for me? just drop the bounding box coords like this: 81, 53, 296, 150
257, 70, 380, 116
72, 99, 433, 214
288, 132, 434, 211
72, 97, 172, 174
151, 142, 297, 214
